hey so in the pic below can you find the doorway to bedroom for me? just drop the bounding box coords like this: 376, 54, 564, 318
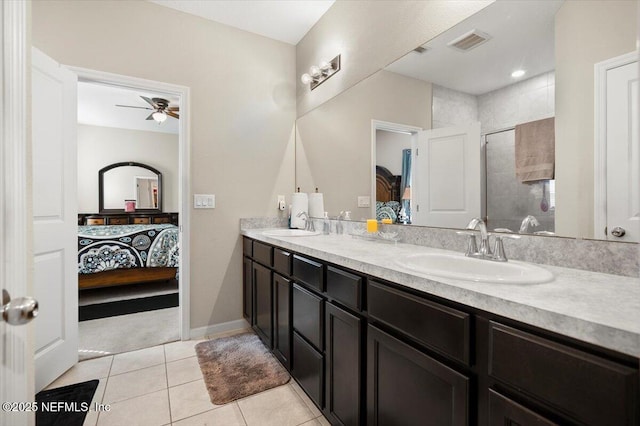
75, 78, 185, 360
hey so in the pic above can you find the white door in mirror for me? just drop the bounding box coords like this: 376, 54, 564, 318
412, 122, 481, 228
194, 194, 215, 208
606, 59, 639, 242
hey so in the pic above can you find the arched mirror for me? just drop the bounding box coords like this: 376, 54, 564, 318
99, 162, 162, 213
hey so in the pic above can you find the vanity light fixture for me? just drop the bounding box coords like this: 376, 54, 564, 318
300, 55, 341, 90
511, 69, 526, 78
152, 110, 168, 123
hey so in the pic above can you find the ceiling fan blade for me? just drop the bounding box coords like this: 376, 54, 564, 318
167, 106, 180, 111
115, 104, 153, 110
166, 111, 180, 119
145, 112, 155, 121
140, 96, 158, 109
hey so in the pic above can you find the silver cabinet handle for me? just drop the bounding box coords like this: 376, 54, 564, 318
1, 289, 38, 326
611, 227, 626, 237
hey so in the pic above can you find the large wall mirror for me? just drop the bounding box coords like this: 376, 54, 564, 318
295, 0, 638, 242
99, 161, 163, 213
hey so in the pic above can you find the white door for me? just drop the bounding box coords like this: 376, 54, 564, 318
606, 60, 639, 242
32, 48, 78, 391
412, 123, 481, 227
1, 3, 35, 424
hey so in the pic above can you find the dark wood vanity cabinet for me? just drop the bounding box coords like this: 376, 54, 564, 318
252, 262, 272, 348
241, 237, 640, 426
273, 273, 291, 369
242, 257, 253, 324
367, 324, 470, 426
325, 302, 363, 426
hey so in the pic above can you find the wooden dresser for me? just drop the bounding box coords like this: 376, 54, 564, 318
79, 212, 178, 226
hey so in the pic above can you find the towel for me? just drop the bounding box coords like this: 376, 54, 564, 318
515, 117, 555, 182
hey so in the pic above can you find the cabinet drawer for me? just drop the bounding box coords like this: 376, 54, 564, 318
107, 216, 128, 225
326, 266, 362, 311
85, 217, 105, 225
253, 241, 273, 267
488, 389, 557, 426
274, 249, 292, 277
131, 217, 150, 224
293, 283, 324, 351
243, 237, 253, 257
489, 321, 638, 425
368, 280, 471, 365
152, 216, 171, 224
292, 331, 324, 409
293, 255, 324, 291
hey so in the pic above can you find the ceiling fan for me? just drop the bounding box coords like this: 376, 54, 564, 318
116, 96, 179, 123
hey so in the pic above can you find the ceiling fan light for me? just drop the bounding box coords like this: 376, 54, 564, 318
152, 111, 167, 123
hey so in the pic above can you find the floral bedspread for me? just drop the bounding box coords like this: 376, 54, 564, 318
78, 224, 179, 274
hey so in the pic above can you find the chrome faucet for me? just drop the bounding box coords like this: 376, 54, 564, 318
519, 215, 540, 234
458, 217, 520, 262
296, 211, 315, 232
466, 217, 492, 257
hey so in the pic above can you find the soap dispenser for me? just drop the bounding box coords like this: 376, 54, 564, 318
323, 212, 331, 235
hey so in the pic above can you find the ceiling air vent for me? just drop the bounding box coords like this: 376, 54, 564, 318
447, 29, 491, 52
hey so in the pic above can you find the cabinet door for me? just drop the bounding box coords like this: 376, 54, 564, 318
488, 390, 558, 426
367, 325, 469, 426
292, 331, 324, 409
273, 273, 291, 370
292, 283, 324, 351
243, 257, 253, 324
325, 302, 362, 426
252, 263, 273, 348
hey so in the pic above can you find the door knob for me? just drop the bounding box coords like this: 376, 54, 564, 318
611, 227, 626, 237
1, 289, 38, 326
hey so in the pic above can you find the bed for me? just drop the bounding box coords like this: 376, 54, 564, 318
78, 223, 179, 289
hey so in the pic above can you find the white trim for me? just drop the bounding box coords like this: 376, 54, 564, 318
189, 319, 250, 340
1, 1, 33, 425
594, 51, 638, 239
65, 66, 192, 340
370, 120, 423, 218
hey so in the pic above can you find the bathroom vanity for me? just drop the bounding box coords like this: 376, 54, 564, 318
241, 228, 639, 426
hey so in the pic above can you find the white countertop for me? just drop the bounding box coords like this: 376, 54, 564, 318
242, 228, 640, 358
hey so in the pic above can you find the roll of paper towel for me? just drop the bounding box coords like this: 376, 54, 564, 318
290, 193, 309, 229
308, 193, 325, 218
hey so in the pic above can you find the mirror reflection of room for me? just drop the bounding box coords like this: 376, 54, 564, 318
296, 0, 638, 242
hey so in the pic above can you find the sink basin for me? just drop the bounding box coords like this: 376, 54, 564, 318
395, 253, 554, 284
262, 229, 321, 237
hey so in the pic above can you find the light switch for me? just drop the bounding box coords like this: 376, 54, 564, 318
194, 194, 215, 209
357, 196, 371, 208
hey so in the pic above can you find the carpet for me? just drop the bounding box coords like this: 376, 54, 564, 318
195, 332, 290, 405
35, 379, 99, 426
79, 307, 179, 360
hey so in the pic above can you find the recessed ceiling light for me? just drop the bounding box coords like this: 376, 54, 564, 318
511, 69, 526, 78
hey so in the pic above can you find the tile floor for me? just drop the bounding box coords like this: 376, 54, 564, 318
47, 330, 330, 426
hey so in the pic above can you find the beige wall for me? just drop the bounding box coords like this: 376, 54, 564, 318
77, 124, 179, 213
296, 0, 493, 117
555, 0, 637, 238
32, 0, 296, 330
376, 130, 412, 176
296, 70, 431, 218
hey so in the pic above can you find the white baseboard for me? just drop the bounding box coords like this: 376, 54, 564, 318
189, 319, 250, 340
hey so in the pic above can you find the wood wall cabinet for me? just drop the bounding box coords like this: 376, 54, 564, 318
241, 237, 640, 426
